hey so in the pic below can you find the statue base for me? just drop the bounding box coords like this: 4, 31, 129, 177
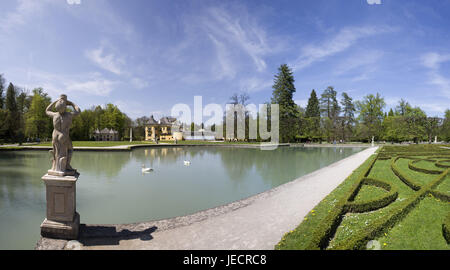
41, 173, 80, 240
47, 169, 78, 177
41, 212, 80, 240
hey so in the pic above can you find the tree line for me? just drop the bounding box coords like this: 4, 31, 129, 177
268, 64, 450, 143
0, 74, 132, 144
1, 66, 450, 144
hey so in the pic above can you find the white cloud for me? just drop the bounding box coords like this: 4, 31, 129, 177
239, 77, 272, 92
367, 0, 382, 5
208, 34, 236, 80
422, 52, 450, 99
421, 52, 450, 69
8, 68, 117, 97
293, 26, 392, 71
203, 7, 271, 72
0, 0, 49, 32
85, 47, 124, 75
66, 78, 116, 96
334, 50, 383, 75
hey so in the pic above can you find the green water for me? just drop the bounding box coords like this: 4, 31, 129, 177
0, 146, 363, 249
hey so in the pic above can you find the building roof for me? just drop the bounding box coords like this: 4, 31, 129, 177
159, 116, 177, 125
147, 115, 158, 125
146, 115, 177, 126
94, 128, 118, 134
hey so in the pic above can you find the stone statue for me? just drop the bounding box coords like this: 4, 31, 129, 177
45, 94, 81, 176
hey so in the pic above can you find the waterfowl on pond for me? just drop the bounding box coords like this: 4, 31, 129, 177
141, 164, 153, 172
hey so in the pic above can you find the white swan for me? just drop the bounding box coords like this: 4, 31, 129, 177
141, 164, 153, 173
184, 160, 191, 166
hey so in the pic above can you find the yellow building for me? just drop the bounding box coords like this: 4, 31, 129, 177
145, 115, 183, 141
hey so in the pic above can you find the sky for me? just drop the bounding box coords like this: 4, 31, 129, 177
1, 0, 450, 120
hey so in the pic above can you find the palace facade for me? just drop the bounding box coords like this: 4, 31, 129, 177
145, 115, 184, 141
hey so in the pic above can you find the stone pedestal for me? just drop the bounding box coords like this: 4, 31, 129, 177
40, 173, 80, 240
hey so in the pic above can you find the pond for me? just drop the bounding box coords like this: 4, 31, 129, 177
0, 145, 364, 249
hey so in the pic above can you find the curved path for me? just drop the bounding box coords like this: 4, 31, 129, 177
45, 146, 376, 250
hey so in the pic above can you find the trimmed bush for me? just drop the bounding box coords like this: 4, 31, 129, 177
391, 157, 422, 191
332, 169, 448, 250
443, 214, 450, 244
277, 144, 449, 250
436, 159, 450, 169
344, 178, 398, 213
408, 159, 443, 175
305, 155, 379, 250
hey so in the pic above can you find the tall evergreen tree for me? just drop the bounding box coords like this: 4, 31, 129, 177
271, 64, 298, 142
319, 86, 340, 119
388, 108, 394, 117
302, 89, 321, 141
0, 74, 5, 109
305, 89, 320, 118
319, 86, 341, 141
5, 83, 20, 142
340, 92, 356, 141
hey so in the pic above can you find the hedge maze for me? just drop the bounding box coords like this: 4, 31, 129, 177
277, 145, 450, 250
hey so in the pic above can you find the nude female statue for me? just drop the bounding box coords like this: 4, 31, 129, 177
45, 94, 81, 176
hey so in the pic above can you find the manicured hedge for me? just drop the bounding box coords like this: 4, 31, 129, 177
344, 178, 398, 213
391, 157, 422, 191
304, 155, 379, 250
436, 159, 450, 168
331, 168, 449, 250
280, 144, 449, 250
443, 214, 450, 244
408, 159, 443, 175
430, 190, 450, 202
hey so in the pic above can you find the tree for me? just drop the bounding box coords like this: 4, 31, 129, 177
440, 109, 450, 142
340, 92, 356, 142
355, 93, 385, 141
24, 88, 52, 140
424, 117, 441, 143
228, 92, 250, 140
403, 106, 427, 143
5, 83, 20, 142
302, 89, 321, 141
395, 99, 410, 116
305, 90, 320, 118
133, 116, 150, 141
319, 86, 340, 142
271, 64, 298, 142
320, 86, 340, 120
0, 74, 5, 109
388, 108, 394, 117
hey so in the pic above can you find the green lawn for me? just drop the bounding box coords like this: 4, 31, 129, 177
276, 144, 450, 250
160, 140, 263, 145
34, 141, 156, 147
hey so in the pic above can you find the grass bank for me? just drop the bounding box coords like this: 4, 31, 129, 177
276, 144, 450, 250
33, 141, 155, 147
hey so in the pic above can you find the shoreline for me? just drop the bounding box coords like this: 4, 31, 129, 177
0, 142, 370, 152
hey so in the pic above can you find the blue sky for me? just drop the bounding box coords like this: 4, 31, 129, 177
1, 0, 450, 119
